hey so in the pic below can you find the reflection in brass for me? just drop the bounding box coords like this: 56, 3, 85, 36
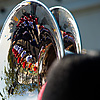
0, 1, 82, 100
50, 6, 82, 54
0, 0, 64, 99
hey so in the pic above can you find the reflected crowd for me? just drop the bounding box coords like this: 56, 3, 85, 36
7, 9, 77, 95
0, 0, 82, 100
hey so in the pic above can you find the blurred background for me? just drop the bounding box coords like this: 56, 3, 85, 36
0, 0, 100, 50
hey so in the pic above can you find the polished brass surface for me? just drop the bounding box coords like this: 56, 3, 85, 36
0, 0, 63, 99
0, 1, 82, 100
50, 6, 82, 54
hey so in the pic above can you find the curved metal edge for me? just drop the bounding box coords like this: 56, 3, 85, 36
33, 1, 64, 58
0, 0, 64, 59
50, 6, 82, 54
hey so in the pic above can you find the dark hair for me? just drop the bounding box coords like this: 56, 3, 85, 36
42, 53, 100, 100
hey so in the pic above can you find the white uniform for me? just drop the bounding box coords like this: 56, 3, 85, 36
13, 45, 19, 50
26, 55, 32, 62
18, 47, 23, 54
21, 50, 26, 57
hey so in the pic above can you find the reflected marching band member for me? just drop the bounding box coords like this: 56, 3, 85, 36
0, 1, 83, 99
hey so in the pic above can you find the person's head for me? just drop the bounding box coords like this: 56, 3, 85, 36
41, 53, 100, 100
